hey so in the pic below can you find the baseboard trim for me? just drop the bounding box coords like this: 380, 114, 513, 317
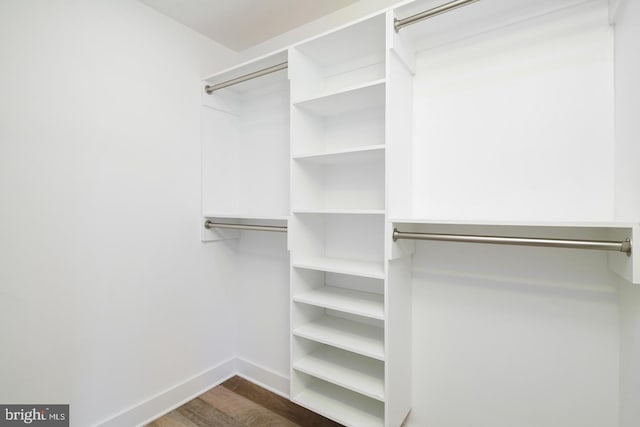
234, 357, 290, 398
94, 357, 290, 427
95, 357, 236, 427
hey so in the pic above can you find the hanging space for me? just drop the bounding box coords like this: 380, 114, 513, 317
201, 51, 291, 392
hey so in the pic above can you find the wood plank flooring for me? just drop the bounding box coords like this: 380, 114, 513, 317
146, 376, 343, 427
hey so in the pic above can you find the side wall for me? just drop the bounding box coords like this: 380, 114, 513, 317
613, 0, 640, 426
613, 0, 640, 220
406, 243, 620, 427
0, 1, 238, 425
619, 279, 640, 427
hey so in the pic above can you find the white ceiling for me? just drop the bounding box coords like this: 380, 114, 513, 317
139, 0, 360, 51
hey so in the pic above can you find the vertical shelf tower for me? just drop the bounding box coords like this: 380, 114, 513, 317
289, 13, 411, 427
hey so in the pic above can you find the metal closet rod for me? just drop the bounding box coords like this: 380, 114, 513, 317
205, 62, 288, 94
392, 229, 633, 254
204, 220, 288, 233
395, 0, 480, 32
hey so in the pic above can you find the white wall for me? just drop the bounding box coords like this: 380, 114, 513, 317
619, 279, 640, 427
406, 243, 620, 427
613, 0, 640, 221
411, 0, 615, 222
0, 1, 238, 426
232, 232, 291, 394
613, 1, 640, 426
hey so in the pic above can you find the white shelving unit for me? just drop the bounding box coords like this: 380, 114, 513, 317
288, 12, 411, 427
201, 1, 640, 426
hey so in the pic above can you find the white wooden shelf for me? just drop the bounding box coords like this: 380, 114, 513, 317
294, 379, 384, 427
292, 145, 385, 165
294, 286, 384, 320
293, 256, 384, 279
293, 315, 384, 361
203, 213, 289, 221
390, 218, 637, 228
293, 209, 385, 215
294, 345, 384, 401
293, 80, 385, 116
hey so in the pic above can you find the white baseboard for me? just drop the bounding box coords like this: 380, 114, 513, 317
234, 357, 290, 398
95, 357, 236, 427
94, 357, 290, 427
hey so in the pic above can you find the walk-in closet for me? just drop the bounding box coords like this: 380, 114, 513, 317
2, 0, 639, 426
201, 0, 640, 426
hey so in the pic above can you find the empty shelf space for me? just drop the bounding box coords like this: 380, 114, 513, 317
294, 346, 385, 401
293, 80, 385, 116
293, 286, 384, 320
293, 315, 384, 361
294, 380, 384, 427
293, 145, 385, 165
293, 256, 384, 279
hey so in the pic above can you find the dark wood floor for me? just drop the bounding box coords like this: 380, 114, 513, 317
146, 376, 343, 427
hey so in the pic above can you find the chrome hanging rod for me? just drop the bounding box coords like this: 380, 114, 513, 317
205, 62, 288, 94
395, 0, 480, 32
204, 220, 287, 233
392, 229, 632, 254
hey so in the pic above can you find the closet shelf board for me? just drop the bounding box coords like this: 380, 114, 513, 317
294, 345, 385, 401
292, 209, 385, 215
390, 218, 637, 229
293, 315, 385, 361
294, 380, 384, 427
293, 80, 385, 116
293, 256, 385, 279
293, 286, 384, 320
293, 145, 385, 165
203, 213, 289, 221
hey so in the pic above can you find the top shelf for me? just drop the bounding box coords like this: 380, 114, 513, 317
290, 14, 386, 103
294, 14, 386, 70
